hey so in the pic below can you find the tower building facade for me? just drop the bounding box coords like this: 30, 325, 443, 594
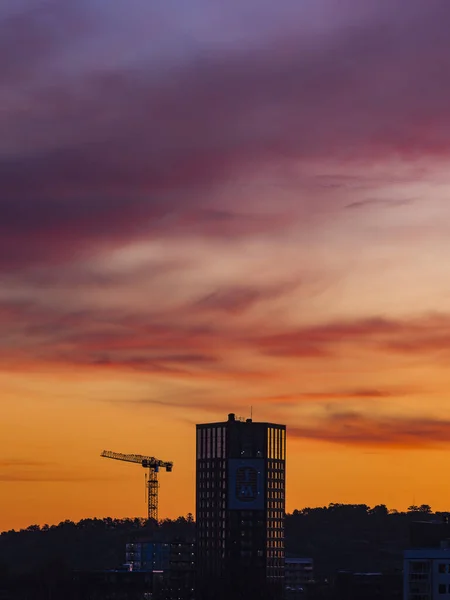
196, 413, 286, 600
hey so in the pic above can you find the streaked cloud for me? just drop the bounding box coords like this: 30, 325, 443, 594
3, 296, 450, 375
194, 280, 299, 315
345, 199, 416, 210
0, 472, 115, 483
290, 411, 450, 449
0, 458, 114, 482
0, 459, 55, 468
255, 315, 450, 360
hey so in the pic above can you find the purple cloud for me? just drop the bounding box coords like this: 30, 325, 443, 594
2, 1, 450, 271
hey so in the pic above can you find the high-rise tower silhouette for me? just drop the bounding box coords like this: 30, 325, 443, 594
196, 413, 286, 599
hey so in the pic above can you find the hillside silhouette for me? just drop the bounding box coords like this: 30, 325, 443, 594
0, 515, 195, 578
286, 503, 440, 575
0, 504, 442, 579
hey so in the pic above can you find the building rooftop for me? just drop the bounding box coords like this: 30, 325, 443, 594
405, 547, 450, 558
197, 412, 286, 427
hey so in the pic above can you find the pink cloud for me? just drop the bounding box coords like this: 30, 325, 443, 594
254, 315, 450, 359
3, 294, 450, 380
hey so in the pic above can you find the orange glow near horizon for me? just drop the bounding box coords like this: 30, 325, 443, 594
3, 319, 450, 533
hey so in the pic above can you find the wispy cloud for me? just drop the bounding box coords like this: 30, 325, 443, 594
345, 198, 417, 210
3, 298, 450, 377
246, 388, 413, 405
0, 472, 116, 483
0, 459, 55, 468
290, 410, 450, 449
254, 315, 450, 359
0, 458, 113, 482
195, 280, 299, 315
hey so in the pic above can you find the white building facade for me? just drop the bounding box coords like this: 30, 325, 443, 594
404, 548, 450, 600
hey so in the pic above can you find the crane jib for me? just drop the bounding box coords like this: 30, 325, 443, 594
100, 449, 173, 521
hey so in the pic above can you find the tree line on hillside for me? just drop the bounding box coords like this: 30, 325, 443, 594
0, 504, 446, 579
285, 503, 446, 575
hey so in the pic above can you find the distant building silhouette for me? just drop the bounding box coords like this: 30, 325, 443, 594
124, 538, 195, 599
285, 557, 314, 598
126, 540, 170, 572
196, 412, 286, 600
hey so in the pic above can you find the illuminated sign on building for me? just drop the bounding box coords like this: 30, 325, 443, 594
228, 459, 264, 510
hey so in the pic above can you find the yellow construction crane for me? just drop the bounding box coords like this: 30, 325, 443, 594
100, 450, 173, 521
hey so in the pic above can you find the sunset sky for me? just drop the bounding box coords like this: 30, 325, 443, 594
3, 0, 450, 532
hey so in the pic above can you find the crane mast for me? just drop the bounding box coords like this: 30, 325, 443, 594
100, 450, 173, 521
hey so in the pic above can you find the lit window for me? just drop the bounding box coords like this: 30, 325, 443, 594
197, 429, 202, 459
217, 428, 222, 459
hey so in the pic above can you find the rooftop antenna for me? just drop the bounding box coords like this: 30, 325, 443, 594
250, 406, 253, 420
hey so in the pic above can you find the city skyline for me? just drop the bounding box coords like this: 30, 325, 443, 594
3, 0, 450, 532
